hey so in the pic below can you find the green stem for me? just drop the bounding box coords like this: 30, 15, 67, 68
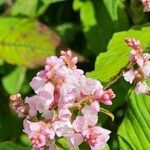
100, 108, 114, 121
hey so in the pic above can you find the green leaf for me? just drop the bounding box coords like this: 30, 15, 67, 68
0, 0, 5, 6
56, 137, 108, 150
73, 0, 129, 54
42, 0, 65, 5
41, 0, 65, 16
86, 24, 150, 83
0, 17, 59, 68
73, 0, 97, 32
11, 0, 38, 18
56, 138, 73, 150
0, 59, 5, 74
20, 134, 31, 146
118, 91, 150, 149
11, 0, 65, 18
0, 141, 30, 150
104, 144, 110, 150
2, 66, 26, 94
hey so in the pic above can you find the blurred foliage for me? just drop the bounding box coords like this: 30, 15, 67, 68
2, 66, 26, 94
0, 0, 150, 149
0, 17, 58, 68
0, 141, 30, 150
11, 0, 65, 18
73, 0, 129, 55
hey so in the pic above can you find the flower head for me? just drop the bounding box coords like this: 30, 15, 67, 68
123, 38, 150, 95
10, 50, 114, 149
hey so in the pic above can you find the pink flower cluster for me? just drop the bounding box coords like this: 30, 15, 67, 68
10, 50, 115, 150
123, 38, 150, 95
140, 0, 150, 12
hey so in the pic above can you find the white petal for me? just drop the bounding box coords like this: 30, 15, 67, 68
123, 69, 135, 84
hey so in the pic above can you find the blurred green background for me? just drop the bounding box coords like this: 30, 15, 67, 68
0, 0, 150, 149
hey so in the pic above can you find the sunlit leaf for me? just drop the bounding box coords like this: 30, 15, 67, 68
0, 17, 60, 68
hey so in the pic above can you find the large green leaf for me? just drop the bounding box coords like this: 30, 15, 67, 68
86, 24, 150, 83
11, 0, 65, 18
0, 17, 60, 68
2, 66, 26, 94
118, 91, 150, 149
0, 141, 30, 150
73, 0, 129, 54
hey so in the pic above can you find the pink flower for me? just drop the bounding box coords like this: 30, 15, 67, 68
81, 105, 98, 126
123, 69, 136, 84
30, 76, 46, 93
124, 38, 150, 95
60, 50, 78, 68
59, 108, 72, 121
23, 120, 55, 149
29, 133, 46, 148
10, 93, 27, 118
43, 128, 55, 140
91, 101, 100, 112
67, 133, 83, 148
135, 82, 150, 94
64, 68, 84, 86
130, 49, 142, 64
10, 50, 115, 149
79, 76, 103, 96
58, 83, 76, 108
23, 120, 42, 135
141, 61, 150, 77
25, 96, 38, 116
136, 58, 144, 67
125, 38, 141, 50
41, 110, 55, 120
83, 127, 111, 150
52, 121, 74, 137
48, 144, 56, 150
99, 89, 115, 105
141, 0, 150, 12
45, 56, 64, 71
30, 78, 54, 100
25, 96, 53, 117
143, 53, 150, 61
16, 106, 26, 118
73, 116, 87, 132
